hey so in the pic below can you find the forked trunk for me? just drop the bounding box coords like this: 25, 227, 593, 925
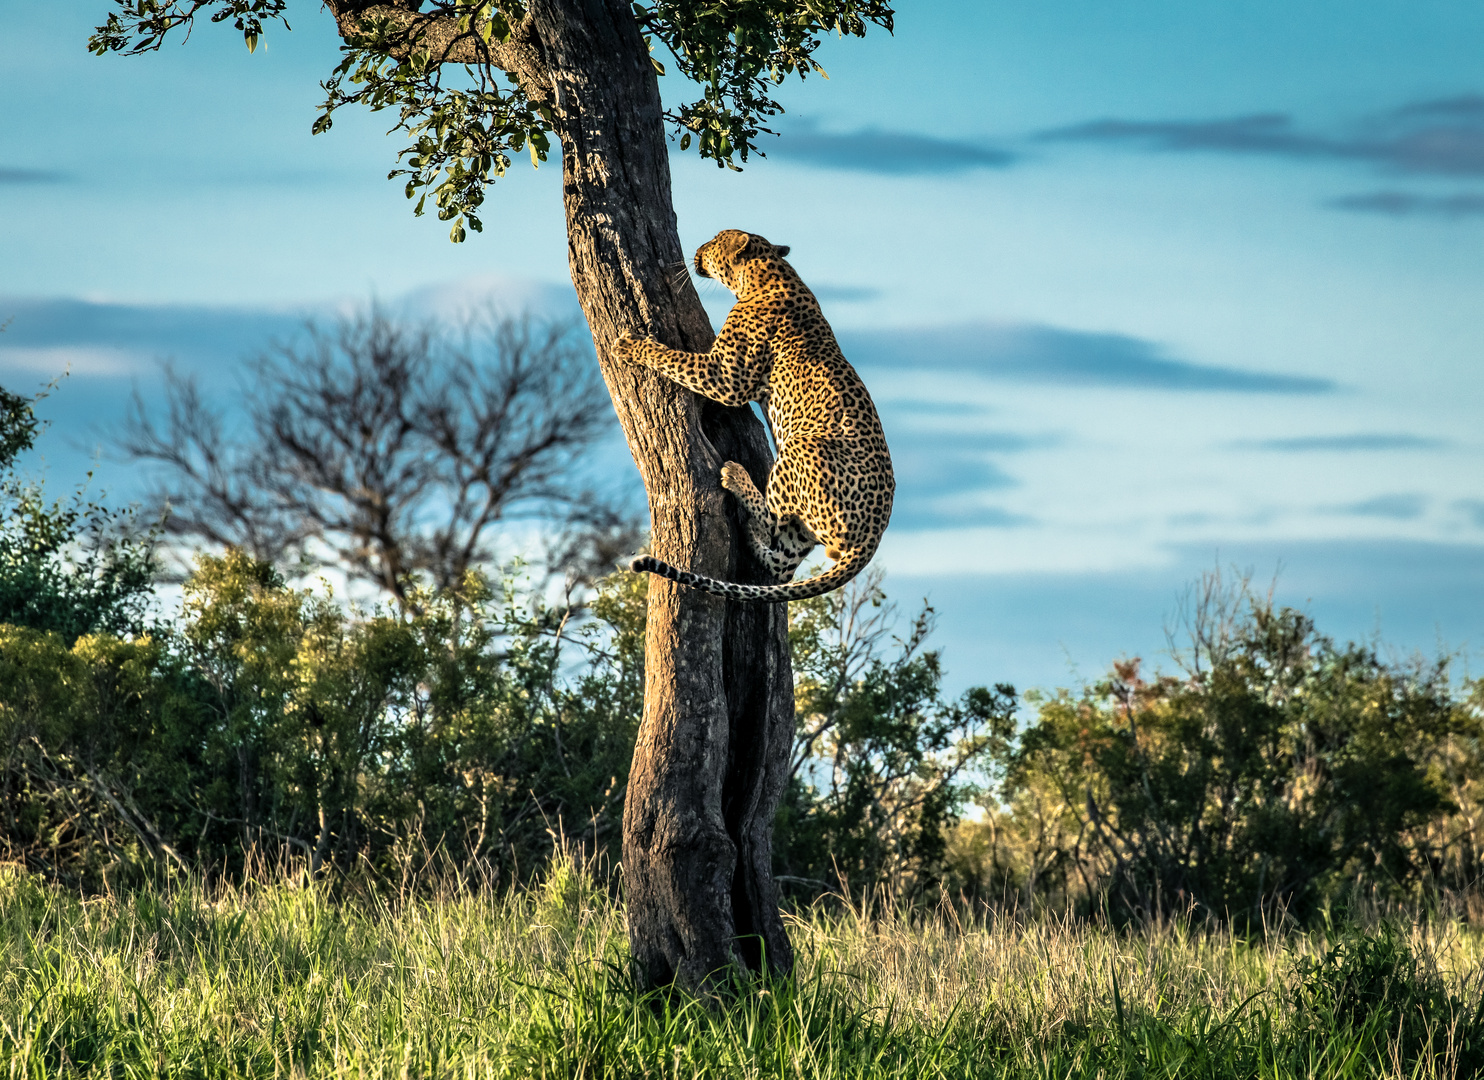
529, 0, 795, 987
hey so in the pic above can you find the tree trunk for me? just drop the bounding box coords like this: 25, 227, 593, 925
527, 0, 795, 988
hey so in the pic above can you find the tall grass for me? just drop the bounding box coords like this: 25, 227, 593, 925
4, 852, 1484, 1079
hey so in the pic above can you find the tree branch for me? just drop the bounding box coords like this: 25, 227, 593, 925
321, 1, 551, 100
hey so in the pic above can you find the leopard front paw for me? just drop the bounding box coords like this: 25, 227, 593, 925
613, 329, 644, 361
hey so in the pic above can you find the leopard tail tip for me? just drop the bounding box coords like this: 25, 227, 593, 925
627, 556, 655, 574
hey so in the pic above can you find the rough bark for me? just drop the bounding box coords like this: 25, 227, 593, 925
531, 0, 795, 989
320, 0, 797, 987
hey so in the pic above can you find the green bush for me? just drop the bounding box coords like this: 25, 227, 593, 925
950, 577, 1470, 924
777, 571, 1015, 899
0, 550, 645, 888
0, 472, 1006, 896
1290, 924, 1484, 1073
0, 382, 156, 645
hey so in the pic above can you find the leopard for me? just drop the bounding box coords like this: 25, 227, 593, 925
614, 228, 894, 604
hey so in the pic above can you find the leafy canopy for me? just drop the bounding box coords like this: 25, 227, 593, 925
89, 0, 894, 241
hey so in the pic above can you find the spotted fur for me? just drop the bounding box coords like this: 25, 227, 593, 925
615, 229, 894, 603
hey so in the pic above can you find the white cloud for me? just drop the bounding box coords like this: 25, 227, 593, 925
0, 345, 144, 378
394, 275, 581, 323
878, 523, 1171, 577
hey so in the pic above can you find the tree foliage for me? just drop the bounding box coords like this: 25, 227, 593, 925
4, 502, 1483, 920
89, 0, 894, 240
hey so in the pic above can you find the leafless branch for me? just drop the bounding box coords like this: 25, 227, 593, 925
117, 304, 636, 602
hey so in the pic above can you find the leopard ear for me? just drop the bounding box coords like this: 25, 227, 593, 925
721, 230, 752, 261
773, 244, 790, 258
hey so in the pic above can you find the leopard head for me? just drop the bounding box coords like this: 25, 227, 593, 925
693, 230, 791, 294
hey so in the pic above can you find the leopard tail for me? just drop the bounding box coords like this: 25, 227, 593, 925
627, 545, 877, 604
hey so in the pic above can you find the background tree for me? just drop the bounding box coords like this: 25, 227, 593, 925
91, 0, 893, 988
119, 306, 635, 604
0, 380, 156, 645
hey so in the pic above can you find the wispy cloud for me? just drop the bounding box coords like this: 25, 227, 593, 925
1456, 500, 1484, 528
895, 502, 1033, 530
1038, 94, 1484, 177
881, 399, 988, 417
1235, 433, 1447, 452
1041, 113, 1324, 157
1329, 191, 1484, 217
770, 121, 1015, 175
0, 281, 577, 387
945, 430, 1047, 453
810, 284, 882, 303
1336, 494, 1428, 520
0, 167, 64, 184
0, 297, 307, 389
842, 324, 1335, 394
0, 345, 144, 378
884, 422, 1027, 529
892, 447, 1015, 497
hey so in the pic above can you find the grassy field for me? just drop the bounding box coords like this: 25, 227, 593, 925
4, 854, 1484, 1079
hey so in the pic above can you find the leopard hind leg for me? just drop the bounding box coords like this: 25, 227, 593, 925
720, 460, 816, 583
770, 517, 817, 583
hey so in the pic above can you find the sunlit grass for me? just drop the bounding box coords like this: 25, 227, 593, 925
4, 853, 1484, 1078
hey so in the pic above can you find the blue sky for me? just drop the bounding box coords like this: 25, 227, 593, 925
2, 1, 1482, 693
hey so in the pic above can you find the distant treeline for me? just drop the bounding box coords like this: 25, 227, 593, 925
3, 364, 1481, 925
